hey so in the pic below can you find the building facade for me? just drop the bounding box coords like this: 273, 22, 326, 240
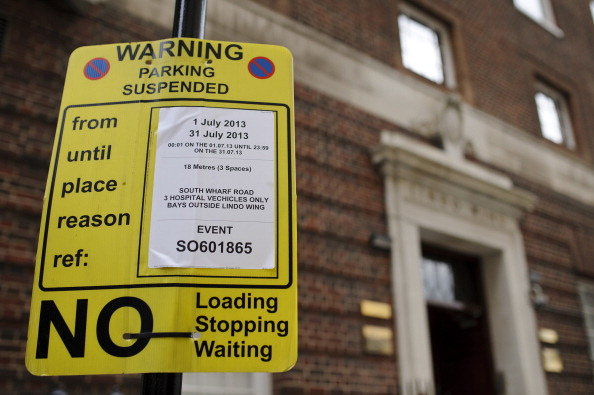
2, 0, 594, 394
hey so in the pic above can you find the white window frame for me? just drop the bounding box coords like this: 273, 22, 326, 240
398, 4, 457, 89
182, 372, 271, 395
513, 0, 564, 37
535, 82, 576, 149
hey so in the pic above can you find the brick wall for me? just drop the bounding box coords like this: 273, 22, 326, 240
279, 83, 397, 394
0, 1, 167, 393
250, 1, 594, 393
516, 173, 594, 394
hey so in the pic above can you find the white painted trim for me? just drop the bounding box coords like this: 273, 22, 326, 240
376, 131, 547, 395
209, 0, 594, 206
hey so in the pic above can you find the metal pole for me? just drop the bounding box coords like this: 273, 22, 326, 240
172, 0, 208, 39
142, 372, 182, 395
141, 1, 208, 394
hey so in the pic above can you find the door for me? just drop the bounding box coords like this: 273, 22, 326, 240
422, 246, 497, 395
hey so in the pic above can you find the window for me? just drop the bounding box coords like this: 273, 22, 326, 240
578, 283, 594, 366
423, 257, 455, 303
590, 1, 594, 21
423, 251, 481, 306
398, 6, 456, 88
513, 0, 563, 36
534, 83, 575, 149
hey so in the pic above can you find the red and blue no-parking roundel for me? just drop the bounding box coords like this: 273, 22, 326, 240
84, 57, 110, 80
248, 57, 275, 79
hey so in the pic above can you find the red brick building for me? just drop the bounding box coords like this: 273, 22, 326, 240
2, 0, 594, 394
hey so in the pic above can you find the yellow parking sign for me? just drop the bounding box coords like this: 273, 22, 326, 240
25, 38, 297, 375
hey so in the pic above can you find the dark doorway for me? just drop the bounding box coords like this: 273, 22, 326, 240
422, 245, 497, 395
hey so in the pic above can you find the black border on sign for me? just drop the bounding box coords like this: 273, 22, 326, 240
138, 105, 280, 280
38, 98, 294, 292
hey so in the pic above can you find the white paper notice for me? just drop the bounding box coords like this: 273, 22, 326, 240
148, 106, 275, 269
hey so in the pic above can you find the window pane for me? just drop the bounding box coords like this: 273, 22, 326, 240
398, 14, 445, 84
422, 250, 482, 305
535, 91, 564, 144
591, 1, 594, 21
423, 258, 455, 302
514, 0, 546, 21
